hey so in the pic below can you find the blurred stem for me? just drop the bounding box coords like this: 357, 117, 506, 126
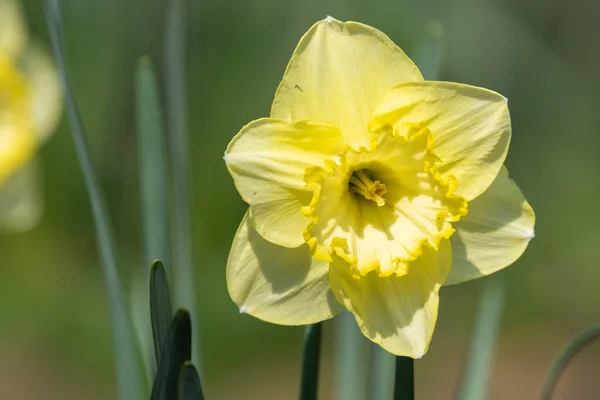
369, 346, 395, 400
414, 20, 444, 81
334, 311, 369, 400
164, 0, 201, 372
539, 324, 600, 400
300, 323, 323, 400
135, 57, 172, 274
44, 2, 147, 399
394, 357, 414, 400
458, 278, 505, 400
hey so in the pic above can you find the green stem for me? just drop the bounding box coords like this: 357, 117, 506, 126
539, 324, 600, 400
458, 278, 505, 400
43, 2, 146, 399
164, 0, 201, 371
334, 311, 368, 400
300, 323, 323, 400
393, 357, 414, 400
369, 345, 395, 400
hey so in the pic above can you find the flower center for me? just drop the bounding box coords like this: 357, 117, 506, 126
349, 169, 387, 207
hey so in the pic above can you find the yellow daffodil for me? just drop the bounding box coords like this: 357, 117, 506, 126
224, 17, 534, 357
0, 0, 62, 231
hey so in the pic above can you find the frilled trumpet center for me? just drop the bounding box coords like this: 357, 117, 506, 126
349, 169, 387, 206
302, 124, 468, 277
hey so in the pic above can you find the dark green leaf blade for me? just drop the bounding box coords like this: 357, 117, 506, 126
394, 357, 414, 400
150, 260, 174, 363
300, 323, 322, 400
178, 362, 205, 400
151, 309, 192, 400
43, 2, 147, 399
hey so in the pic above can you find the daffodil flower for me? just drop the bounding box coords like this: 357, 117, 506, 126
225, 17, 534, 357
0, 0, 62, 231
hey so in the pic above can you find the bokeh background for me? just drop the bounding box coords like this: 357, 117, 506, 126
2, 0, 600, 399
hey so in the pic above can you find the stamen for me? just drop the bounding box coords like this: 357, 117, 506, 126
349, 169, 387, 206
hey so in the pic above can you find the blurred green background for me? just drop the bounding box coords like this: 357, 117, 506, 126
3, 0, 600, 399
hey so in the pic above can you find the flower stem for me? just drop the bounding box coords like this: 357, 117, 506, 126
458, 278, 505, 400
334, 311, 368, 400
300, 323, 323, 400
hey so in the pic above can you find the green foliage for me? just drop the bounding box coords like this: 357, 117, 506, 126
150, 260, 174, 364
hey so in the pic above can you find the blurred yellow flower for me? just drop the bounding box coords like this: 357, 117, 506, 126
0, 0, 62, 231
224, 17, 535, 357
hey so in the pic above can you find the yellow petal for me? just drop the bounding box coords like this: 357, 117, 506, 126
225, 118, 344, 248
19, 43, 63, 142
0, 159, 42, 232
270, 17, 423, 150
446, 167, 535, 285
329, 240, 451, 358
370, 81, 511, 200
0, 54, 36, 184
227, 212, 343, 325
0, 0, 28, 57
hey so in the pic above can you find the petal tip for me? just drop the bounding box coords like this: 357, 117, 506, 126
325, 15, 335, 23
239, 303, 248, 314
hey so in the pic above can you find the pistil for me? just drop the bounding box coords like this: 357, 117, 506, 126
349, 169, 387, 206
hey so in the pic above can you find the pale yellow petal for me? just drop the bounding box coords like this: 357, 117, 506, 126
446, 167, 535, 285
227, 212, 343, 325
370, 81, 511, 200
0, 54, 35, 184
19, 43, 63, 142
0, 159, 42, 232
225, 118, 344, 248
271, 17, 423, 150
0, 0, 28, 57
329, 240, 451, 358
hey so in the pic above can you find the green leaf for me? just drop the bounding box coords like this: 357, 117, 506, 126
150, 260, 174, 363
164, 0, 201, 372
300, 323, 322, 400
151, 309, 192, 400
43, 2, 147, 399
458, 278, 505, 400
539, 324, 600, 400
135, 56, 171, 275
178, 362, 204, 400
393, 357, 414, 400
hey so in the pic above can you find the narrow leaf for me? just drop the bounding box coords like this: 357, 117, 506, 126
151, 309, 193, 400
393, 357, 414, 400
539, 324, 600, 400
300, 323, 322, 400
458, 278, 505, 400
164, 0, 201, 371
135, 56, 171, 275
150, 260, 174, 363
43, 2, 147, 399
178, 362, 205, 400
